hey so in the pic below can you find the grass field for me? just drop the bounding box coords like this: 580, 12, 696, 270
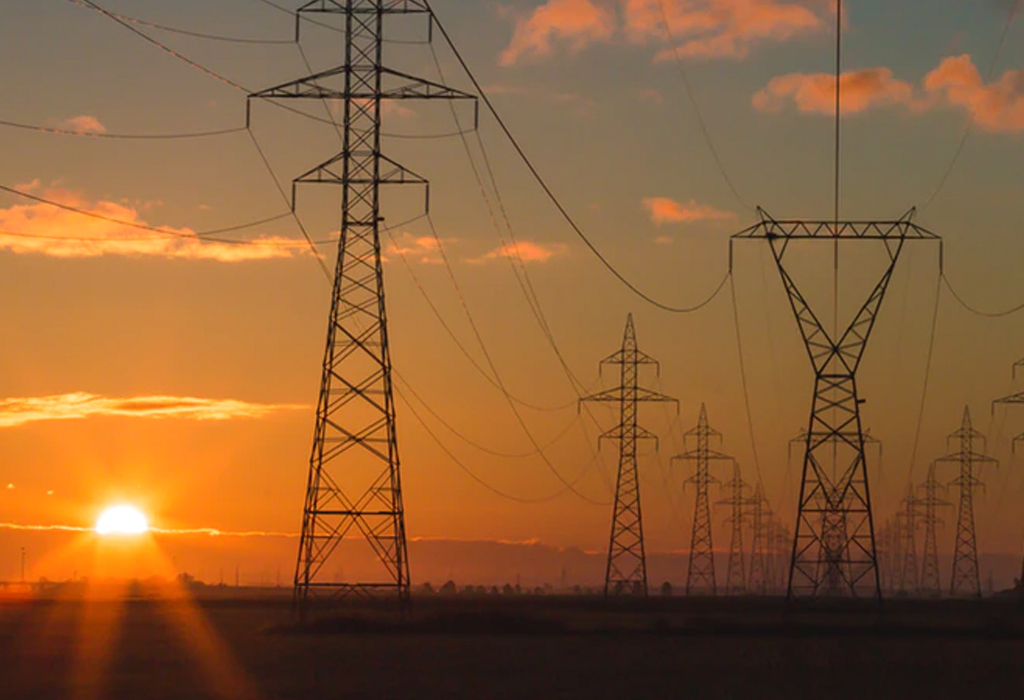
2, 591, 1024, 699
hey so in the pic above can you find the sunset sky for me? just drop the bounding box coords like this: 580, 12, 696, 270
2, 0, 1024, 587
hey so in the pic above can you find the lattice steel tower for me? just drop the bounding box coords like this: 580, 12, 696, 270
733, 211, 938, 599
675, 404, 731, 595
935, 407, 996, 598
896, 487, 920, 594
917, 463, 949, 597
249, 0, 475, 608
747, 483, 771, 595
717, 461, 750, 596
583, 315, 676, 597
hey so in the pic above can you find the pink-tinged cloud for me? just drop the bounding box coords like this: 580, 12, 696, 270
754, 55, 1024, 133
56, 115, 107, 134
469, 240, 569, 264
0, 185, 309, 262
0, 393, 306, 429
924, 55, 1024, 133
500, 0, 617, 66
385, 232, 447, 265
753, 67, 917, 115
643, 197, 736, 225
632, 0, 826, 61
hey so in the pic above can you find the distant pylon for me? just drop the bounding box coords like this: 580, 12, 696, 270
582, 315, 677, 597
917, 464, 950, 597
934, 407, 997, 598
993, 358, 1024, 450
734, 212, 937, 598
896, 487, 920, 594
748, 483, 771, 595
249, 0, 477, 610
717, 461, 750, 595
675, 404, 732, 595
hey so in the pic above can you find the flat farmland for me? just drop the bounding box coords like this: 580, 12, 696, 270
2, 594, 1024, 699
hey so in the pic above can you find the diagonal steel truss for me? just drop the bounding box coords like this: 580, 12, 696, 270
732, 208, 939, 599
917, 463, 950, 597
716, 461, 750, 596
249, 1, 476, 611
582, 314, 677, 597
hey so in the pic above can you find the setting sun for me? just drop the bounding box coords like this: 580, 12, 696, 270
95, 505, 149, 536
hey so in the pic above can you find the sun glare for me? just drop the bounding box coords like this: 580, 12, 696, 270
95, 505, 149, 536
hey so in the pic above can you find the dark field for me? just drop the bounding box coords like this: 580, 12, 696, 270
2, 592, 1024, 699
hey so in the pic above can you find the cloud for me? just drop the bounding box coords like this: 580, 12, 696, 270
753, 67, 917, 115
55, 115, 106, 134
385, 232, 447, 265
0, 184, 309, 262
468, 240, 569, 264
500, 0, 828, 65
500, 0, 617, 65
753, 54, 1024, 133
0, 393, 306, 429
924, 54, 1024, 133
642, 197, 736, 225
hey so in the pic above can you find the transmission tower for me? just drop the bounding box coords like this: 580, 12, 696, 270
896, 487, 920, 595
582, 314, 677, 597
717, 461, 750, 595
993, 359, 1024, 451
748, 483, 771, 595
249, 1, 476, 608
934, 407, 997, 598
733, 211, 937, 599
917, 463, 950, 598
673, 405, 732, 595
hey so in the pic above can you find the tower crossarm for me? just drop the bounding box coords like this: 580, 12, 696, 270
298, 0, 431, 16
249, 66, 478, 104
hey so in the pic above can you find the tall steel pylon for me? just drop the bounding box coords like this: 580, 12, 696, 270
674, 405, 730, 595
717, 461, 750, 595
747, 483, 771, 595
917, 463, 949, 597
935, 407, 996, 598
732, 211, 938, 599
993, 358, 1024, 451
249, 1, 475, 609
583, 314, 677, 597
896, 487, 920, 594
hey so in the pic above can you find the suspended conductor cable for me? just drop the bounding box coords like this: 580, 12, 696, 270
833, 0, 842, 341
84, 6, 295, 44
941, 272, 1024, 318
923, 2, 1020, 209
245, 128, 332, 281
906, 273, 943, 488
729, 272, 766, 493
0, 119, 246, 140
427, 5, 730, 315
655, 0, 752, 212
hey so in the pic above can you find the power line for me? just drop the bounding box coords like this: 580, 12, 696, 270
942, 272, 1024, 318
655, 0, 753, 212
0, 119, 246, 140
80, 4, 295, 45
426, 4, 732, 315
0, 182, 294, 240
728, 272, 766, 494
906, 273, 944, 489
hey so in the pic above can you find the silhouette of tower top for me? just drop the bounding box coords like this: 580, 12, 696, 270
935, 406, 997, 598
248, 0, 476, 613
582, 314, 676, 597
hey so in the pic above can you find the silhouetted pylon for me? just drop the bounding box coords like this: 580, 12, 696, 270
250, 0, 477, 610
896, 487, 920, 594
674, 404, 732, 595
917, 463, 950, 597
748, 483, 771, 595
716, 461, 750, 595
934, 407, 997, 598
582, 314, 677, 597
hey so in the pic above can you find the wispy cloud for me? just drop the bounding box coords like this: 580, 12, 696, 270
754, 54, 1024, 133
468, 240, 569, 264
0, 184, 309, 262
643, 197, 735, 225
0, 393, 306, 429
500, 0, 828, 65
385, 232, 447, 265
54, 115, 107, 134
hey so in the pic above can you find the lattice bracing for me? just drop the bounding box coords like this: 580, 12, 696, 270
583, 315, 676, 597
